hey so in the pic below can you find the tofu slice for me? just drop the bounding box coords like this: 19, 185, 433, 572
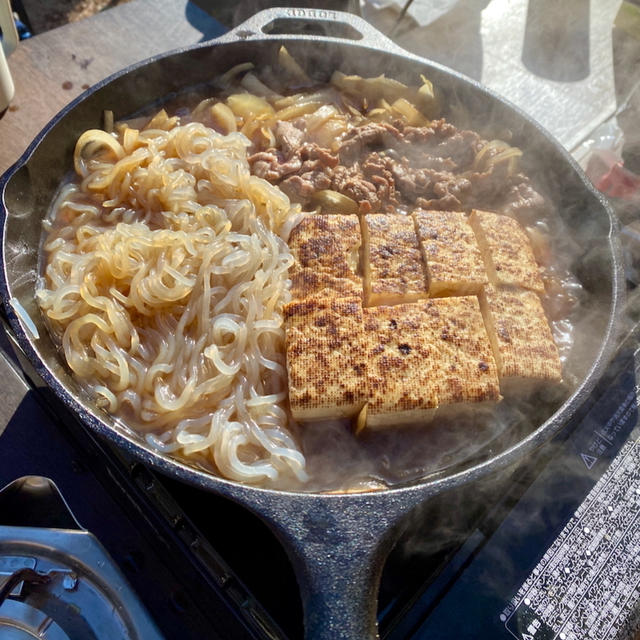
413, 209, 488, 297
364, 304, 439, 428
421, 297, 501, 407
362, 214, 428, 306
479, 285, 562, 390
285, 297, 367, 421
363, 298, 500, 429
288, 215, 362, 301
469, 209, 544, 294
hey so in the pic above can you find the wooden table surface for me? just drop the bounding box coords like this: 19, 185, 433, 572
0, 0, 224, 175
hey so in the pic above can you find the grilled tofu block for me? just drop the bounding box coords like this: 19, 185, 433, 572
422, 296, 501, 407
479, 285, 562, 389
364, 304, 439, 428
362, 214, 428, 306
285, 297, 367, 421
469, 209, 544, 294
288, 214, 362, 301
363, 298, 499, 428
413, 209, 488, 297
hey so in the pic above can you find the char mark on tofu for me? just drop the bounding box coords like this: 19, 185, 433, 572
413, 209, 488, 297
363, 298, 499, 429
284, 297, 367, 421
421, 297, 500, 406
478, 285, 562, 390
288, 214, 363, 301
362, 214, 429, 306
469, 209, 544, 294
364, 303, 439, 428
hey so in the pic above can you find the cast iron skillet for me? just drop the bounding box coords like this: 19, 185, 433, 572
0, 9, 624, 639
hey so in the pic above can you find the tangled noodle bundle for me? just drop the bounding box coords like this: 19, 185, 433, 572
37, 111, 307, 484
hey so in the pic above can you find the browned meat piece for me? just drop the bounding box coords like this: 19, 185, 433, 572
387, 161, 431, 202
396, 120, 481, 168
249, 150, 302, 181
249, 115, 544, 217
499, 177, 547, 221
402, 151, 456, 172
339, 122, 402, 164
250, 143, 338, 183
332, 165, 380, 214
275, 120, 305, 157
415, 176, 473, 210
280, 170, 333, 203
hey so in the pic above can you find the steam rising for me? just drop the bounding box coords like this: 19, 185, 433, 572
33, 42, 619, 493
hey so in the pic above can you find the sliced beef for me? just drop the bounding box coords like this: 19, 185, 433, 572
275, 120, 305, 157
332, 165, 380, 214
249, 142, 338, 183
416, 177, 472, 210
249, 150, 302, 181
280, 170, 333, 203
249, 116, 544, 216
339, 122, 402, 165
499, 177, 547, 221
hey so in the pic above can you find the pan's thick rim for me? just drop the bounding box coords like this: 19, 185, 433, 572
0, 21, 626, 509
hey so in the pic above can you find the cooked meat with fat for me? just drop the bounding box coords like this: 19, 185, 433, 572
248, 118, 546, 217
285, 297, 367, 421
288, 214, 362, 300
362, 214, 428, 305
275, 120, 305, 156
413, 209, 488, 297
249, 142, 338, 185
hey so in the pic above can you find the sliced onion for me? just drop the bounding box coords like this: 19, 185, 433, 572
278, 46, 311, 85
311, 190, 359, 215
275, 101, 323, 121
219, 62, 254, 87
240, 72, 282, 99
210, 102, 237, 134
391, 98, 429, 126
227, 93, 275, 122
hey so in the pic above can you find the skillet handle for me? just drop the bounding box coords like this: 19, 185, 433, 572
215, 7, 411, 58
251, 490, 426, 640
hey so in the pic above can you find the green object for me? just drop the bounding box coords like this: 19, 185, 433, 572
616, 1, 640, 40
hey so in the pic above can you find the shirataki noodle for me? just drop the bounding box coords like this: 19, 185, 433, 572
37, 110, 308, 484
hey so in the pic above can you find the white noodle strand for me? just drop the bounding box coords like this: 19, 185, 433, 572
38, 117, 306, 484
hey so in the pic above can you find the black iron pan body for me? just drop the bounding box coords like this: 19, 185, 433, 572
0, 9, 624, 639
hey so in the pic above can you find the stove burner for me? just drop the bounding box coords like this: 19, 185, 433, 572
0, 599, 70, 640
0, 479, 163, 640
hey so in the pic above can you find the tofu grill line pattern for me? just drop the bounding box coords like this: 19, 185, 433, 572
284, 210, 562, 427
